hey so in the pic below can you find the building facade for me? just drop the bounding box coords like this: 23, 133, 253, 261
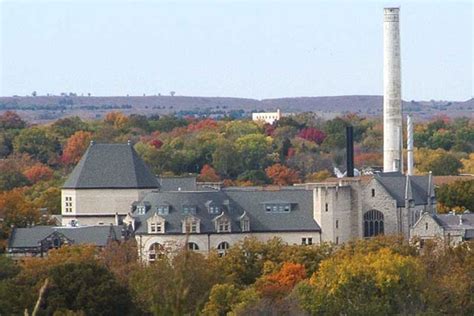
252, 109, 283, 124
6, 141, 438, 261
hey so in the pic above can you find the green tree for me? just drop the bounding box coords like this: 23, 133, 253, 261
436, 180, 474, 213
43, 263, 132, 316
51, 116, 88, 140
13, 127, 59, 163
235, 134, 272, 170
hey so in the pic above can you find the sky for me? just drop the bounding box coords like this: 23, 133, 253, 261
0, 0, 472, 101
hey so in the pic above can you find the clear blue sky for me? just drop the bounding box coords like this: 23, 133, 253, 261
1, 0, 472, 100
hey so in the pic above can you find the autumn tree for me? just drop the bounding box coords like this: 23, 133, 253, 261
23, 163, 54, 183
104, 111, 129, 130
297, 127, 326, 145
0, 111, 26, 130
0, 188, 38, 231
436, 180, 474, 213
265, 163, 300, 185
256, 262, 306, 300
198, 164, 221, 182
61, 131, 93, 165
415, 148, 463, 175
297, 248, 426, 315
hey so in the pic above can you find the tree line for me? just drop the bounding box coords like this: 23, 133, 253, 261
0, 236, 472, 315
0, 111, 472, 249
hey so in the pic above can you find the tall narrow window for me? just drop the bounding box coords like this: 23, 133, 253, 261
363, 210, 384, 237
371, 189, 375, 197
325, 203, 329, 212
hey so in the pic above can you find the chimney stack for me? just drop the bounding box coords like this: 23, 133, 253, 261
346, 126, 354, 177
383, 7, 403, 172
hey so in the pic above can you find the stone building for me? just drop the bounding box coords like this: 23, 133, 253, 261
7, 142, 436, 261
61, 142, 159, 226
411, 212, 474, 246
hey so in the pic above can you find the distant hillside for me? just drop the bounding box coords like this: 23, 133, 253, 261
0, 95, 471, 123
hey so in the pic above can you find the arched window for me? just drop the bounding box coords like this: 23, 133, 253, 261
149, 243, 164, 261
363, 210, 384, 237
188, 242, 199, 251
217, 241, 230, 256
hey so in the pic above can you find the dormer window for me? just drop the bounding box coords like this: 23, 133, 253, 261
214, 213, 231, 233
264, 203, 292, 213
157, 204, 170, 215
147, 214, 165, 234
182, 216, 200, 234
218, 219, 230, 233
183, 205, 197, 215
206, 201, 221, 214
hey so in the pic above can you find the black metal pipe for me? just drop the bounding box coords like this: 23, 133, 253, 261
346, 126, 354, 177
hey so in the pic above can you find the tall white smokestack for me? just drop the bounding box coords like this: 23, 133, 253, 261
383, 7, 403, 172
407, 114, 414, 175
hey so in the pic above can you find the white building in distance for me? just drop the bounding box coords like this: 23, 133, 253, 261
252, 109, 283, 124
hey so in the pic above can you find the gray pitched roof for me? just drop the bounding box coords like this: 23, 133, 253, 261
133, 187, 320, 234
375, 172, 431, 207
8, 225, 122, 249
435, 213, 474, 229
63, 143, 159, 189
158, 176, 197, 191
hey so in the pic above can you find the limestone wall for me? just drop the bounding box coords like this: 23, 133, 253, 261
137, 231, 321, 261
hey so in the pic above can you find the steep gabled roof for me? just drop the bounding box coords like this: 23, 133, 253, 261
63, 143, 159, 189
375, 172, 430, 207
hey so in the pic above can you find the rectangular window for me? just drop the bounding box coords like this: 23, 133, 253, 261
336, 220, 339, 229
325, 203, 329, 212
425, 222, 428, 230
371, 189, 375, 197
336, 237, 339, 245
302, 238, 307, 245
150, 223, 156, 233
307, 238, 313, 245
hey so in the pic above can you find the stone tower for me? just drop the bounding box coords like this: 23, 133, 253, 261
383, 7, 403, 172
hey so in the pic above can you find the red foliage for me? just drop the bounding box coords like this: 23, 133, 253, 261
23, 164, 54, 183
354, 152, 383, 168
61, 131, 93, 165
264, 123, 276, 136
297, 127, 326, 145
265, 163, 300, 185
287, 147, 296, 158
186, 119, 218, 132
197, 164, 221, 182
150, 139, 163, 149
256, 262, 307, 300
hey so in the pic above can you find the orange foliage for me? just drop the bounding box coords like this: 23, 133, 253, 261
104, 111, 129, 129
0, 188, 38, 230
23, 163, 54, 183
265, 163, 300, 185
61, 131, 93, 165
198, 164, 221, 182
256, 262, 307, 300
354, 152, 383, 168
